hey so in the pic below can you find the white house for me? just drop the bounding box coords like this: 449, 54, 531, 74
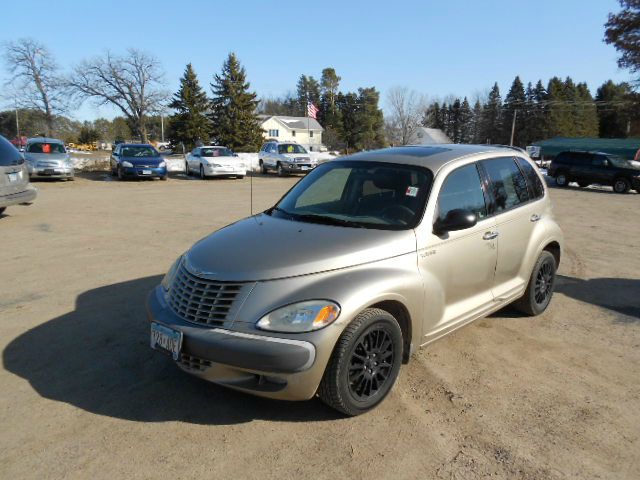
408, 127, 451, 145
259, 115, 324, 151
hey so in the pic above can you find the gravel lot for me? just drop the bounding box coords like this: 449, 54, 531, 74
1, 173, 638, 479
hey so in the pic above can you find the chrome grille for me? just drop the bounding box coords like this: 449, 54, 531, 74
168, 263, 251, 326
177, 353, 212, 371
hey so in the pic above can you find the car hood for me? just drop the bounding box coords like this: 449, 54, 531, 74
185, 213, 417, 282
121, 156, 162, 165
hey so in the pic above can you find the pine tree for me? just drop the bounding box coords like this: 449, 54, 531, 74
546, 76, 573, 137
354, 87, 385, 150
296, 75, 321, 116
337, 92, 359, 152
595, 80, 633, 137
209, 53, 263, 151
319, 68, 341, 127
450, 99, 462, 142
471, 100, 483, 143
458, 97, 473, 143
502, 76, 526, 146
480, 83, 503, 144
168, 63, 211, 149
575, 82, 599, 137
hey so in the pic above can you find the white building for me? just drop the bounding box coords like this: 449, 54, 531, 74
259, 115, 324, 151
408, 127, 451, 145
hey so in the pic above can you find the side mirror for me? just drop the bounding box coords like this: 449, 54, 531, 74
433, 209, 477, 235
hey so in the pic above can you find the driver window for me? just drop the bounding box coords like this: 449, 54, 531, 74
437, 164, 487, 223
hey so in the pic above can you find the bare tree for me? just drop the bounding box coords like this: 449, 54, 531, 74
68, 49, 167, 141
3, 38, 67, 136
385, 86, 426, 145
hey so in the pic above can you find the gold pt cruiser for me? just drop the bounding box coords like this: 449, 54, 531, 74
147, 145, 563, 416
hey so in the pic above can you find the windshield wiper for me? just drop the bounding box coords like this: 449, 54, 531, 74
291, 213, 366, 228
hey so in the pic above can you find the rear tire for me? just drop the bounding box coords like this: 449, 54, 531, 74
318, 308, 403, 416
577, 182, 589, 188
613, 177, 630, 194
0, 207, 6, 216
513, 251, 557, 316
260, 161, 267, 175
185, 162, 189, 175
200, 164, 206, 180
236, 175, 244, 179
555, 172, 568, 187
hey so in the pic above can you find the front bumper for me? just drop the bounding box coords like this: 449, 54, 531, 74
631, 178, 640, 191
122, 166, 167, 178
30, 166, 74, 178
146, 286, 321, 400
282, 163, 315, 173
0, 184, 37, 208
204, 165, 246, 177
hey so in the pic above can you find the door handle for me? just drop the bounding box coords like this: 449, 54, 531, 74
483, 231, 499, 240
530, 214, 541, 222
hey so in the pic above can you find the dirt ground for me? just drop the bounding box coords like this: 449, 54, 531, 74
1, 172, 638, 480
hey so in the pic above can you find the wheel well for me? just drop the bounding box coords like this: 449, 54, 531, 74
543, 241, 561, 267
369, 300, 412, 364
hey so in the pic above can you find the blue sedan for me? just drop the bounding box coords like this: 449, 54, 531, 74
110, 143, 167, 180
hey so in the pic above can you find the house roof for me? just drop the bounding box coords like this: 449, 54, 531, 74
259, 115, 323, 131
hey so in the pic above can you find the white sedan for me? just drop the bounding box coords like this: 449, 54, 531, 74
185, 146, 246, 179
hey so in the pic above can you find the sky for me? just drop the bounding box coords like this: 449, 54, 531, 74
0, 0, 630, 121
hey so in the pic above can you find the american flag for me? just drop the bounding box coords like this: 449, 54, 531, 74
307, 101, 319, 119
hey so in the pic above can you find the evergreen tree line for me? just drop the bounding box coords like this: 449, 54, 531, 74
260, 69, 386, 152
423, 76, 640, 147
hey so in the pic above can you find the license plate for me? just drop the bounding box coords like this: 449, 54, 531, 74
150, 322, 182, 360
142, 169, 152, 175
8, 172, 20, 182
301, 166, 310, 171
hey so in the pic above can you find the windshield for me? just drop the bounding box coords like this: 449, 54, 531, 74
278, 144, 307, 154
121, 146, 158, 157
201, 147, 233, 157
27, 142, 66, 154
269, 161, 433, 230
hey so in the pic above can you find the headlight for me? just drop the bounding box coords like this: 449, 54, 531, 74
209, 163, 222, 167
122, 161, 133, 168
159, 161, 166, 168
256, 300, 340, 333
161, 255, 183, 290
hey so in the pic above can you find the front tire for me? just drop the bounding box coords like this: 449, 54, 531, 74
260, 160, 267, 175
578, 181, 589, 188
613, 177, 630, 194
277, 163, 285, 177
555, 172, 568, 187
0, 207, 6, 216
200, 164, 206, 180
185, 162, 189, 175
514, 251, 557, 316
117, 165, 124, 181
318, 308, 403, 416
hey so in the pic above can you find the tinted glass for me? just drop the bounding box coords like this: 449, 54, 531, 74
517, 158, 544, 199
272, 161, 432, 230
437, 164, 487, 223
27, 142, 65, 154
278, 144, 307, 154
0, 135, 23, 166
121, 146, 158, 157
201, 147, 233, 157
482, 157, 530, 212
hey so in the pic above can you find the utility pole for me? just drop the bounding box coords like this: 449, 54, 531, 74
510, 109, 518, 146
15, 107, 20, 140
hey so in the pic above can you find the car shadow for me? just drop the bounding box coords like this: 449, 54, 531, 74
490, 275, 639, 323
555, 275, 640, 323
2, 275, 342, 424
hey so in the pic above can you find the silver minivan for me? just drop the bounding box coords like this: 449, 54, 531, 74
0, 135, 37, 216
24, 137, 74, 180
148, 145, 563, 415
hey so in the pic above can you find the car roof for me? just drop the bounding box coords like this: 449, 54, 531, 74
120, 143, 155, 147
341, 144, 526, 173
26, 137, 64, 144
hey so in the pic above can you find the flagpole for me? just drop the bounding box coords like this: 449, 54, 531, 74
307, 102, 310, 151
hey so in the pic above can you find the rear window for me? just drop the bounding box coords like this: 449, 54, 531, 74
27, 142, 66, 154
517, 158, 545, 200
0, 135, 23, 166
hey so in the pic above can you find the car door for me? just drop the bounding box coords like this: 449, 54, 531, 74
266, 143, 278, 167
417, 162, 498, 339
591, 154, 615, 185
188, 148, 199, 171
566, 153, 591, 183
480, 157, 538, 301
110, 146, 120, 171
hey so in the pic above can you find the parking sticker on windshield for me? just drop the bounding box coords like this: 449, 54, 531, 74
406, 186, 419, 197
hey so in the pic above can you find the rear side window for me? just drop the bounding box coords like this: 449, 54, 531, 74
482, 157, 530, 212
0, 135, 23, 166
437, 164, 487, 222
517, 158, 545, 199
